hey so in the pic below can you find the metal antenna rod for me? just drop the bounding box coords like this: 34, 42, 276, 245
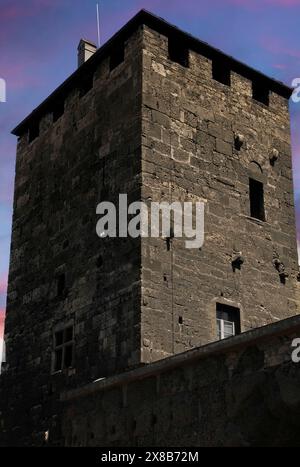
96, 2, 101, 48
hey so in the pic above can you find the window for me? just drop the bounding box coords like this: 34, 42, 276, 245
110, 43, 125, 71
53, 99, 64, 122
57, 273, 66, 297
249, 178, 265, 221
53, 325, 74, 372
79, 73, 94, 97
212, 60, 231, 86
216, 303, 240, 340
28, 121, 39, 143
252, 82, 269, 106
168, 38, 189, 68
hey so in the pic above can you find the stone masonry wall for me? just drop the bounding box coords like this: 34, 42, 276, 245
0, 28, 143, 447
140, 25, 299, 363
1, 15, 299, 446
61, 316, 300, 447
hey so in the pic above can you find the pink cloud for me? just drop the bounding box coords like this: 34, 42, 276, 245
0, 312, 5, 340
225, 0, 300, 5
262, 36, 297, 57
0, 0, 61, 21
145, 0, 300, 9
260, 35, 300, 76
264, 0, 300, 4
0, 5, 27, 20
0, 276, 8, 295
273, 63, 287, 70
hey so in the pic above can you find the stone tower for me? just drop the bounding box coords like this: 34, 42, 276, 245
0, 10, 298, 445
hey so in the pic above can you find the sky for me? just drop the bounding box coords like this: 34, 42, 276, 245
0, 0, 300, 341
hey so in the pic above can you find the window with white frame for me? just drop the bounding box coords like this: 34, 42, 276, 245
216, 303, 240, 340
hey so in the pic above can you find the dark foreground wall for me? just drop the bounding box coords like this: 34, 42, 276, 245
61, 315, 300, 447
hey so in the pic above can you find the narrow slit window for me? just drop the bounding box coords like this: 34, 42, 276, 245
110, 44, 125, 71
249, 178, 265, 221
54, 348, 63, 372
252, 82, 269, 106
57, 273, 66, 297
53, 325, 74, 372
28, 121, 40, 143
216, 303, 240, 340
53, 99, 64, 122
212, 60, 231, 86
168, 38, 189, 68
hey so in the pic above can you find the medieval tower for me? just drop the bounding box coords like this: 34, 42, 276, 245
0, 10, 298, 446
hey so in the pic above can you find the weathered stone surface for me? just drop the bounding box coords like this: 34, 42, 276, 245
0, 28, 144, 447
140, 25, 299, 364
0, 11, 299, 446
60, 317, 300, 447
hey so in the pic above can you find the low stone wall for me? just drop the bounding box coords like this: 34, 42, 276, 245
61, 315, 300, 447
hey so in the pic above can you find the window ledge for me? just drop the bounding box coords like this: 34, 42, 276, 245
242, 215, 267, 226
51, 368, 75, 377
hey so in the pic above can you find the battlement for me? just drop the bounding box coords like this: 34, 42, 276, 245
12, 9, 292, 140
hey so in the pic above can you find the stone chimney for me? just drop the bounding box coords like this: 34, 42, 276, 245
77, 39, 97, 67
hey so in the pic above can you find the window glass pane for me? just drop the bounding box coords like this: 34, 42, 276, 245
55, 331, 63, 347
54, 348, 63, 372
224, 320, 235, 338
217, 319, 222, 340
216, 303, 241, 336
64, 344, 73, 368
64, 326, 73, 343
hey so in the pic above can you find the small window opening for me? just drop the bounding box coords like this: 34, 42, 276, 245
110, 43, 125, 71
252, 82, 269, 106
212, 60, 231, 86
151, 414, 157, 426
57, 273, 66, 297
216, 303, 240, 340
59, 217, 65, 231
28, 121, 40, 143
97, 255, 103, 268
131, 420, 137, 433
53, 99, 64, 122
53, 325, 74, 372
168, 38, 189, 68
178, 316, 183, 325
79, 73, 94, 97
249, 178, 265, 221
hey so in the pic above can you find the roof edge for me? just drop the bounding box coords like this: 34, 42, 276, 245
12, 9, 293, 136
61, 314, 300, 402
